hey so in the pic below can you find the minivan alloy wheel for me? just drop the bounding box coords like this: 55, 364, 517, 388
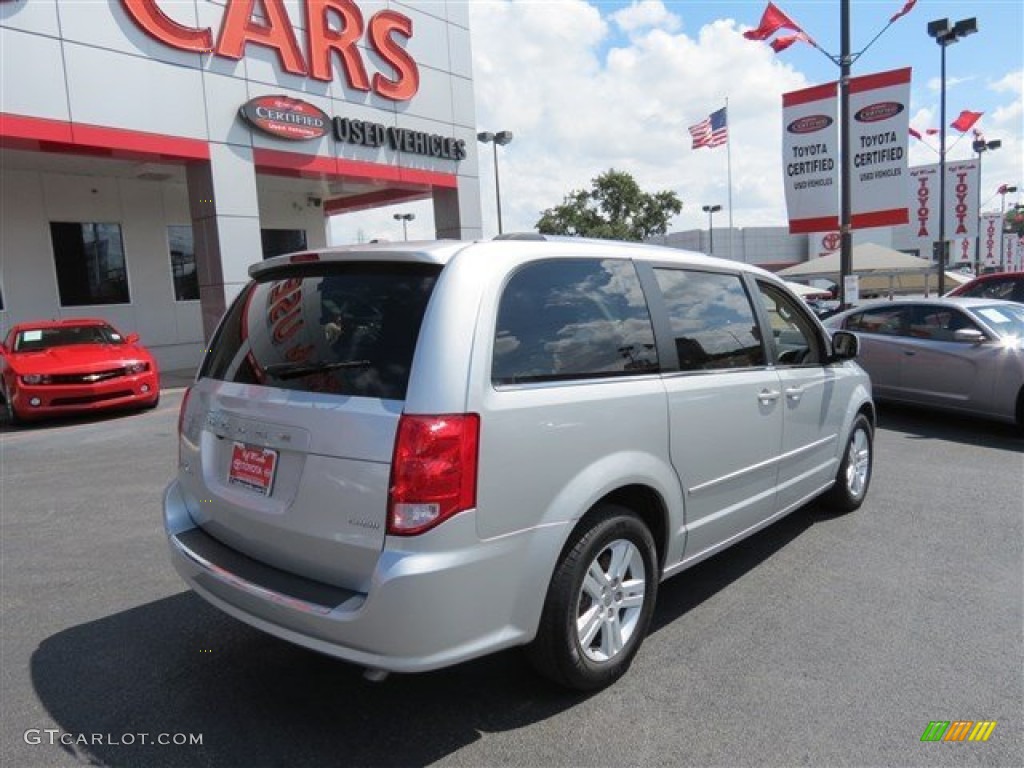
575, 539, 646, 662
845, 426, 870, 500
825, 413, 873, 513
527, 503, 658, 690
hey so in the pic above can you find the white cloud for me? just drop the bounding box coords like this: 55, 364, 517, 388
470, 4, 810, 237
927, 75, 976, 92
611, 1, 682, 35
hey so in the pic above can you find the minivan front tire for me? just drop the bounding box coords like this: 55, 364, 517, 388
825, 413, 873, 513
528, 503, 658, 691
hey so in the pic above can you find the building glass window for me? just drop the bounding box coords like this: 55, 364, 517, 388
169, 225, 199, 301
261, 229, 307, 260
50, 222, 130, 306
492, 258, 658, 385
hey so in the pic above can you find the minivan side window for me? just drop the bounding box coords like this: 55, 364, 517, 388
755, 281, 824, 365
652, 269, 765, 371
492, 258, 658, 385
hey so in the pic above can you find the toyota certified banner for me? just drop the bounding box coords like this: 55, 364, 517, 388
1005, 234, 1023, 271
980, 212, 1003, 268
782, 82, 839, 233
848, 68, 911, 229
903, 159, 980, 262
782, 68, 910, 234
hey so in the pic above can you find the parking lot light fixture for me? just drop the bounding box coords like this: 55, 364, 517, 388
927, 16, 978, 293
393, 212, 415, 241
477, 130, 514, 235
972, 138, 1001, 273
702, 204, 722, 256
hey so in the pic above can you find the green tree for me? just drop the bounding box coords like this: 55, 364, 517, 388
535, 169, 682, 241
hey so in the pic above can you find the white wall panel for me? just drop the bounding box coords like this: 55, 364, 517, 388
42, 174, 122, 223
59, 0, 203, 70
393, 63, 453, 123
64, 43, 208, 139
450, 74, 475, 129
0, 170, 58, 326
0, 29, 70, 120
0, 0, 59, 37
397, 5, 450, 73
207, 143, 260, 218
447, 23, 472, 79
202, 73, 253, 148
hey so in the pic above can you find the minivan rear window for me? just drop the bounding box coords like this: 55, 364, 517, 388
201, 262, 441, 400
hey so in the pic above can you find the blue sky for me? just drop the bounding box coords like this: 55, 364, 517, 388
331, 1, 1023, 243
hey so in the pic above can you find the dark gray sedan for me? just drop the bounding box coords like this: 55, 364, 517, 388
824, 297, 1024, 428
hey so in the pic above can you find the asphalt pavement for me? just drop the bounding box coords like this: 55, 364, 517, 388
1, 392, 1021, 767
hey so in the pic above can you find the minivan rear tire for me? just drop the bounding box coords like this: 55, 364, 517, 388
825, 413, 873, 513
527, 503, 658, 691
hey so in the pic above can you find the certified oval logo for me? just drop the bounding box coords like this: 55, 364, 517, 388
855, 102, 904, 123
787, 115, 833, 134
239, 96, 329, 141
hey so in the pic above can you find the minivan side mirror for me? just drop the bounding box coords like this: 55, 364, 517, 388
831, 330, 859, 360
125, 333, 140, 344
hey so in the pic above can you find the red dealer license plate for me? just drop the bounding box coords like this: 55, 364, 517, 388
228, 442, 278, 496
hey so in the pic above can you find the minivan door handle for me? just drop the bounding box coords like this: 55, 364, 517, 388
784, 386, 803, 402
758, 389, 781, 404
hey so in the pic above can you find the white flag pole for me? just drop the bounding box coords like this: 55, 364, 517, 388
726, 98, 734, 261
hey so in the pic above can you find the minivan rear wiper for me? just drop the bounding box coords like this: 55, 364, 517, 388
264, 360, 372, 380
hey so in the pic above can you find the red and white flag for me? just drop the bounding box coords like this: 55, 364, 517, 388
770, 32, 812, 53
889, 0, 918, 23
951, 110, 983, 132
744, 2, 814, 51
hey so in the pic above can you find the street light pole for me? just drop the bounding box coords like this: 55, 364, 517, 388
702, 204, 722, 256
393, 212, 415, 241
477, 130, 514, 235
972, 138, 1000, 274
928, 16, 978, 295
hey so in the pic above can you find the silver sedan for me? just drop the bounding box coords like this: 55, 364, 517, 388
824, 297, 1024, 428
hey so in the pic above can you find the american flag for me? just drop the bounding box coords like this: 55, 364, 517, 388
689, 107, 728, 149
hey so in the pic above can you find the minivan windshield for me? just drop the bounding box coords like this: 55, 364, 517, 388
201, 262, 441, 400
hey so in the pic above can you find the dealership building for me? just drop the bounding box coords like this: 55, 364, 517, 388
1, 0, 481, 368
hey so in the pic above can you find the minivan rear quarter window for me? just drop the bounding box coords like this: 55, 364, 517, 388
201, 262, 440, 400
492, 258, 658, 385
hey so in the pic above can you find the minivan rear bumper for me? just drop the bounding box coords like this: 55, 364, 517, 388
164, 480, 556, 673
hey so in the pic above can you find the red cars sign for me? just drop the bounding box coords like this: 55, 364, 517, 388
120, 0, 419, 101
239, 96, 329, 141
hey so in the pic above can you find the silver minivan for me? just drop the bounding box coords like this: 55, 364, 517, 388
165, 237, 874, 690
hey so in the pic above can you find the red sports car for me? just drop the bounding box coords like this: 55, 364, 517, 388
0, 318, 160, 423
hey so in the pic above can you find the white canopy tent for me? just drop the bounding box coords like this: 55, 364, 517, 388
778, 242, 971, 296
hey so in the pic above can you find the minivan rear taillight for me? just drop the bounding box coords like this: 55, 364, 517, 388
387, 413, 480, 536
